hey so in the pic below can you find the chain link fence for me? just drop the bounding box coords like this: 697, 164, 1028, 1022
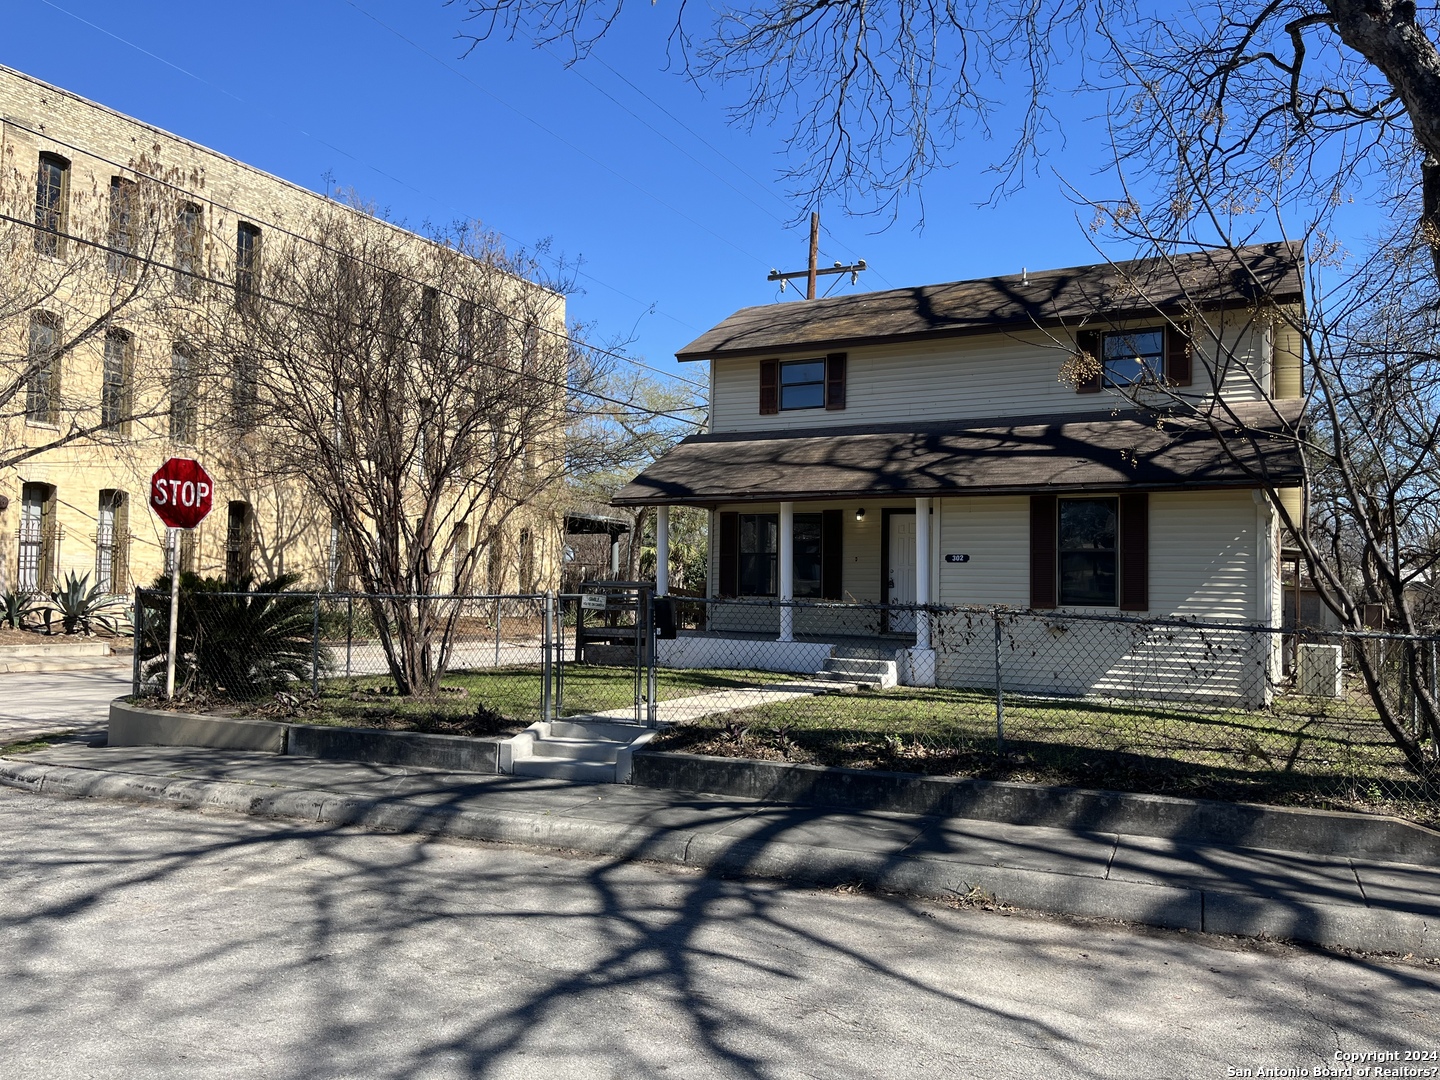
129, 585, 1438, 824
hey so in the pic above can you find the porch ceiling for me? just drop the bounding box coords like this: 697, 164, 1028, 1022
611, 400, 1306, 507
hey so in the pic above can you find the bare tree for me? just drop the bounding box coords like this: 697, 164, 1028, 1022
200, 203, 570, 696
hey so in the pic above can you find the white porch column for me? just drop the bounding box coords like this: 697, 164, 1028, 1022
915, 497, 932, 650
778, 501, 795, 642
655, 505, 670, 596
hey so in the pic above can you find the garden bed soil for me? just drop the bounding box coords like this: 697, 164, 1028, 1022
134, 688, 530, 740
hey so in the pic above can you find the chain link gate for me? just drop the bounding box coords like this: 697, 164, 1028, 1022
558, 582, 658, 725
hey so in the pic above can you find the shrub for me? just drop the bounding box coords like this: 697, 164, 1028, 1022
3, 589, 39, 630
141, 572, 332, 696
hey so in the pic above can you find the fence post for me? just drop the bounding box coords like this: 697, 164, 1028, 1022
131, 586, 142, 698
541, 592, 554, 723
311, 595, 321, 697
993, 607, 1006, 751
555, 596, 565, 718
494, 598, 502, 668
346, 595, 353, 679
646, 590, 659, 727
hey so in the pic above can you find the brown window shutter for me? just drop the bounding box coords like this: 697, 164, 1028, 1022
1075, 330, 1102, 394
821, 509, 843, 599
718, 511, 739, 597
759, 359, 778, 415
825, 352, 847, 410
1119, 492, 1149, 611
1165, 321, 1193, 386
1030, 495, 1057, 609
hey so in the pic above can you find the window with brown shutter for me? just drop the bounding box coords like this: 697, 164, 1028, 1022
1119, 492, 1149, 610
1165, 321, 1193, 387
821, 509, 843, 599
759, 359, 778, 415
1075, 331, 1102, 394
825, 353, 847, 410
718, 511, 739, 596
1030, 495, 1058, 608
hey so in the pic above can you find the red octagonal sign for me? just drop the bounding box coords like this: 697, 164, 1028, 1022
150, 458, 214, 530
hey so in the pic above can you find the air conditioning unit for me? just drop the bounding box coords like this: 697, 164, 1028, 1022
1297, 643, 1343, 698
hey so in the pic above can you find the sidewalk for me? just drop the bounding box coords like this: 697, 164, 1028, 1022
1, 736, 1436, 958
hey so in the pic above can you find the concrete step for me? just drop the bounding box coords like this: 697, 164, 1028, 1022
527, 737, 623, 763
819, 655, 898, 689
501, 718, 659, 783
806, 671, 884, 689
508, 757, 619, 783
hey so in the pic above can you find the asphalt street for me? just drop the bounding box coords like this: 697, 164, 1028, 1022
2, 787, 1436, 1079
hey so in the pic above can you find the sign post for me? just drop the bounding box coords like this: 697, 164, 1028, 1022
149, 458, 214, 698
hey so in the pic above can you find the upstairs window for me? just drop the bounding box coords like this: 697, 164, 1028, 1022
175, 203, 204, 297
779, 359, 825, 410
107, 177, 138, 278
235, 221, 262, 306
1101, 328, 1164, 387
170, 343, 199, 443
25, 312, 61, 424
102, 328, 132, 429
34, 153, 70, 257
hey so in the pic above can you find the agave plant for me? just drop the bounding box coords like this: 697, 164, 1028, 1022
141, 572, 331, 696
50, 572, 126, 635
2, 589, 39, 630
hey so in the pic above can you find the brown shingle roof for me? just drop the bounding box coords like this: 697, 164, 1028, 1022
676, 242, 1304, 361
612, 400, 1306, 506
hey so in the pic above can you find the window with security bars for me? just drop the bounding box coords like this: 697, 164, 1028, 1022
102, 329, 131, 430
226, 501, 255, 583
34, 153, 69, 257
25, 313, 60, 424
95, 490, 129, 594
17, 483, 56, 592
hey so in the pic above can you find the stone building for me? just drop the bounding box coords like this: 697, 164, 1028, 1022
0, 64, 564, 599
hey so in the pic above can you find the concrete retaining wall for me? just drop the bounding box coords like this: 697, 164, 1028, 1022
108, 700, 499, 772
629, 751, 1440, 865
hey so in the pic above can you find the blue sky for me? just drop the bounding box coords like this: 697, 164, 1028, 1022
4, 0, 1367, 407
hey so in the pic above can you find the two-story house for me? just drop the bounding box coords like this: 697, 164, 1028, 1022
614, 243, 1307, 699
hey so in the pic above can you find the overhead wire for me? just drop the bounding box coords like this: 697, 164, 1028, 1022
32, 0, 709, 351
1, 113, 710, 398
0, 207, 708, 427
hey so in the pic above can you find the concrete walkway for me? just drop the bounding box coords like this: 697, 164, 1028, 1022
573, 678, 869, 725
2, 736, 1436, 958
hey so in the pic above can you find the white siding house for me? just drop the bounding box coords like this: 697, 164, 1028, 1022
616, 244, 1307, 703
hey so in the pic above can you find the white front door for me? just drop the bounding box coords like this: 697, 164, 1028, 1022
888, 513, 916, 634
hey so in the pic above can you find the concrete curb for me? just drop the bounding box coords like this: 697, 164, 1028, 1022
631, 751, 1440, 866
1, 757, 1431, 958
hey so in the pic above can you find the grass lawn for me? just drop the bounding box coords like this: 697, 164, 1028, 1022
648, 682, 1437, 827
228, 664, 798, 738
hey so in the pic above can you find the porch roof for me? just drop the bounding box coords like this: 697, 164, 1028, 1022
676, 242, 1304, 361
612, 400, 1306, 507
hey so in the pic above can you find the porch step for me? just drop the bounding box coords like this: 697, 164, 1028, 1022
818, 655, 898, 689
503, 717, 657, 783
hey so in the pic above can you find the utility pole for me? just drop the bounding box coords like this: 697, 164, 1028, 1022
768, 212, 866, 299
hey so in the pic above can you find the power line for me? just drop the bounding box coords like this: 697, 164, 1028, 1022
0, 207, 708, 427
1, 113, 710, 398
32, 0, 707, 348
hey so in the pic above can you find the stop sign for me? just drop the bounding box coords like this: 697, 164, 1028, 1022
150, 458, 214, 530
